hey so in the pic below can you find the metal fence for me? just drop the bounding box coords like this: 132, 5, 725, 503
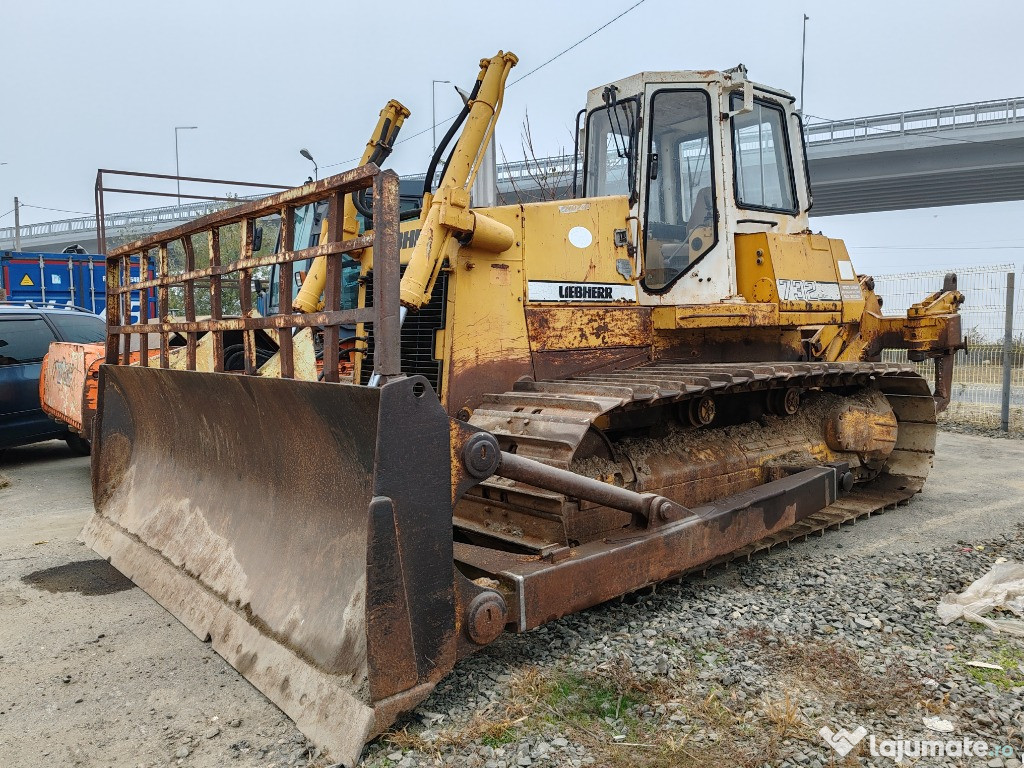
874, 264, 1023, 431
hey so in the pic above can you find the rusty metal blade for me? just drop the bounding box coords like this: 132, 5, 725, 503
82, 367, 458, 767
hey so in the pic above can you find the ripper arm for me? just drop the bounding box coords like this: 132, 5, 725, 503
860, 273, 965, 410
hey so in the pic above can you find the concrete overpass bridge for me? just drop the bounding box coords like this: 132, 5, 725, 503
484, 96, 1024, 214
3, 96, 1021, 253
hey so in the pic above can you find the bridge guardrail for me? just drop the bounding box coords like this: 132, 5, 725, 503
4, 96, 1023, 247
804, 97, 1023, 144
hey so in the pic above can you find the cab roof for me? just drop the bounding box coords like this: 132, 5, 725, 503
585, 66, 795, 111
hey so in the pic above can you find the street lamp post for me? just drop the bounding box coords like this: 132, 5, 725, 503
175, 126, 198, 206
799, 14, 809, 112
432, 79, 452, 157
299, 148, 318, 181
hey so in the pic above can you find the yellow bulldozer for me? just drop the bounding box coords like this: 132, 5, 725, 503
83, 51, 963, 766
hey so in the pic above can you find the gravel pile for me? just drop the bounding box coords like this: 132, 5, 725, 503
360, 523, 1024, 768
938, 420, 1023, 441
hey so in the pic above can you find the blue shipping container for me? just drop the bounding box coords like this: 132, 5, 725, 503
1, 251, 155, 320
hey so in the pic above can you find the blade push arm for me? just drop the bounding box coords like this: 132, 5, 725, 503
399, 51, 519, 311
293, 99, 410, 313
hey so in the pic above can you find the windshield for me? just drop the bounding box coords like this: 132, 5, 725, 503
642, 90, 716, 292
267, 202, 321, 314
731, 96, 797, 212
47, 312, 106, 343
584, 95, 638, 200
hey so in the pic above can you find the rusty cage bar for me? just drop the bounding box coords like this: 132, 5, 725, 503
103, 164, 402, 383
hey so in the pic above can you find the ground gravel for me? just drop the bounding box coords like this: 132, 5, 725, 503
361, 525, 1024, 768
2, 435, 1022, 768
938, 419, 1023, 441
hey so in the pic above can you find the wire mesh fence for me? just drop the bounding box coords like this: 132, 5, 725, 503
873, 264, 1023, 431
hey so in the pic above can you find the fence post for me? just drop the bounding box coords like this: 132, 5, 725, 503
1001, 271, 1015, 432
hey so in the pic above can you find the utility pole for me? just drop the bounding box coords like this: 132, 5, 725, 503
432, 80, 451, 157
1001, 271, 1016, 432
13, 196, 21, 251
800, 14, 809, 113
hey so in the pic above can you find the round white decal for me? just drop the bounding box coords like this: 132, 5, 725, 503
567, 226, 593, 248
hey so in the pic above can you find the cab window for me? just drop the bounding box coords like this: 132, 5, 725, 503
584, 96, 638, 200
642, 90, 717, 292
0, 316, 57, 365
731, 96, 797, 212
48, 313, 106, 343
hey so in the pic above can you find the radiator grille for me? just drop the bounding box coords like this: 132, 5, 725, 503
359, 268, 448, 390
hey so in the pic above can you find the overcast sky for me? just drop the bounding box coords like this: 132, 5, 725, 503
2, 0, 1022, 275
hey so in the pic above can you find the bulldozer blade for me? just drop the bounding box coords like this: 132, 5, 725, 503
82, 367, 460, 767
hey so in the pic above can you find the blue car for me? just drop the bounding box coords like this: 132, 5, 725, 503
0, 302, 106, 454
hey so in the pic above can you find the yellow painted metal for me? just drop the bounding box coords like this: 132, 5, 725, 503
400, 52, 518, 310
351, 217, 424, 383
827, 239, 866, 323
234, 53, 962, 413
524, 307, 651, 351
436, 204, 530, 412
168, 330, 217, 371
256, 327, 319, 381
521, 197, 632, 290
652, 302, 779, 329
734, 232, 865, 321
855, 281, 964, 360
294, 99, 410, 314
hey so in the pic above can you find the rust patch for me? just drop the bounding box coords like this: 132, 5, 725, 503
525, 307, 652, 352
531, 347, 650, 382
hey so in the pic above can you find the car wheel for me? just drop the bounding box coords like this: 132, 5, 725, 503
65, 435, 92, 456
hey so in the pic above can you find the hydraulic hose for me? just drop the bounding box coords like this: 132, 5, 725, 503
422, 77, 483, 197
353, 119, 399, 220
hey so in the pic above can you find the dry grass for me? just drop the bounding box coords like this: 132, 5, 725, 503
381, 666, 547, 758
380, 656, 795, 768
375, 628, 935, 767
728, 626, 922, 714
762, 691, 807, 738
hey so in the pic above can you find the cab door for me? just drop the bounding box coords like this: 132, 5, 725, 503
0, 314, 61, 447
635, 84, 735, 306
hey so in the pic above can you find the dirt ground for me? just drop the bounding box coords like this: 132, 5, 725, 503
1, 432, 1022, 768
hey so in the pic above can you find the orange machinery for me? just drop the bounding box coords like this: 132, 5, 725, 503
39, 342, 105, 440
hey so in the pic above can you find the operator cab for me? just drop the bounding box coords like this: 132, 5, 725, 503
582, 66, 812, 306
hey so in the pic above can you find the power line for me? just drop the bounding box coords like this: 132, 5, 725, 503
323, 0, 651, 170
21, 202, 93, 216
507, 0, 649, 87
0, 208, 15, 221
